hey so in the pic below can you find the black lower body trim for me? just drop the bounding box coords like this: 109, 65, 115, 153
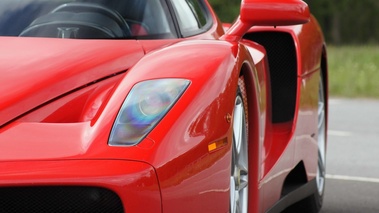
266, 179, 317, 213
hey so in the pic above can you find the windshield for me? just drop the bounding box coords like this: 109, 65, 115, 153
0, 0, 177, 39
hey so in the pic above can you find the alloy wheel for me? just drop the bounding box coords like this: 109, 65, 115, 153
230, 94, 249, 213
316, 76, 326, 195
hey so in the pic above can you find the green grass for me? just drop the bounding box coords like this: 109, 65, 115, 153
328, 46, 379, 98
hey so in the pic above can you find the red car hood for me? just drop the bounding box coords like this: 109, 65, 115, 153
0, 37, 145, 127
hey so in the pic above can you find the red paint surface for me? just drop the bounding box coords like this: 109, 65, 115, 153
0, 1, 326, 212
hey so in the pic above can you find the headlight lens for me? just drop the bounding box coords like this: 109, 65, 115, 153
109, 79, 190, 146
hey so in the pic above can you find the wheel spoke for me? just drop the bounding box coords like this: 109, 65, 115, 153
318, 102, 325, 129
318, 150, 326, 177
233, 102, 243, 152
230, 177, 236, 212
239, 178, 248, 190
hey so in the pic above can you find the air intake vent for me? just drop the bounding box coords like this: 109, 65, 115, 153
0, 186, 124, 213
245, 32, 297, 123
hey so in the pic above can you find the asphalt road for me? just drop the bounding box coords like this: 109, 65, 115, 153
320, 98, 379, 213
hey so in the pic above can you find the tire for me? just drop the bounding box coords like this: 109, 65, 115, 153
230, 87, 249, 213
284, 72, 326, 213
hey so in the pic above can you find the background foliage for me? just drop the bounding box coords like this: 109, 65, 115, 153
328, 46, 379, 98
207, 0, 240, 24
307, 0, 379, 45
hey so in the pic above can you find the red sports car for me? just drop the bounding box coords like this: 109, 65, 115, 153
0, 0, 327, 212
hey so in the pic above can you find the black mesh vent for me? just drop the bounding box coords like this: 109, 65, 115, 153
0, 186, 124, 213
244, 32, 297, 123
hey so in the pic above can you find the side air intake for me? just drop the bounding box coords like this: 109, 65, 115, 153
244, 32, 297, 123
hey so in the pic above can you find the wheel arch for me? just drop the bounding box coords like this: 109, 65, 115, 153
239, 62, 262, 213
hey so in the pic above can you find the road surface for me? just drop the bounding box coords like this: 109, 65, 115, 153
320, 98, 379, 213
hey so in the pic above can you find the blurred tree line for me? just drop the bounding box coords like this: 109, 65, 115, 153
208, 0, 379, 45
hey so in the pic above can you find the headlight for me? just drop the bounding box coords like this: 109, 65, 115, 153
109, 79, 190, 146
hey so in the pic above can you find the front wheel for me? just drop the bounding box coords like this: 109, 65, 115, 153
230, 87, 249, 213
